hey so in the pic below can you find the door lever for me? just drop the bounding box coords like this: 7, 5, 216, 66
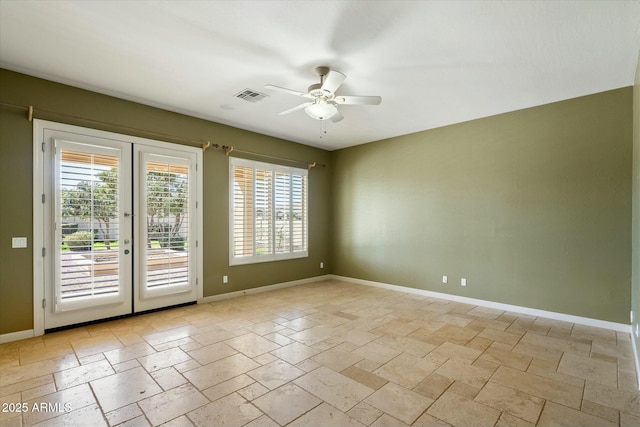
124, 212, 134, 217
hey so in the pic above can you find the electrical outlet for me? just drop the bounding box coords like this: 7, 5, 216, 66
442, 275, 448, 284
223, 275, 228, 284
461, 278, 467, 287
320, 262, 324, 269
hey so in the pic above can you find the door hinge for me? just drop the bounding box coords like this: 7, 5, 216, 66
195, 240, 198, 248
196, 278, 198, 285
42, 299, 46, 309
41, 194, 45, 203
195, 201, 198, 209
41, 247, 46, 257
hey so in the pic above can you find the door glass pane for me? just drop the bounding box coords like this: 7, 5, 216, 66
145, 160, 189, 289
58, 149, 120, 302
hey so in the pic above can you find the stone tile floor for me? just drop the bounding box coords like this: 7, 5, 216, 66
0, 279, 638, 426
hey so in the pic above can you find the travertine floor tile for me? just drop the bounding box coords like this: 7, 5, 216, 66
583, 380, 640, 415
22, 383, 96, 425
427, 391, 500, 427
434, 358, 493, 389
224, 333, 281, 358
557, 352, 617, 387
139, 383, 208, 426
311, 347, 364, 371
347, 402, 384, 425
1, 279, 636, 427
537, 401, 617, 427
70, 333, 123, 359
365, 382, 433, 425
288, 402, 365, 427
474, 381, 544, 423
341, 365, 388, 390
374, 352, 439, 388
479, 346, 531, 371
432, 341, 482, 362
183, 353, 259, 390
137, 347, 192, 373
90, 367, 162, 413
104, 402, 143, 426
187, 392, 262, 427
352, 341, 402, 364
492, 365, 583, 409
294, 366, 374, 412
201, 374, 254, 402
37, 403, 108, 427
247, 359, 304, 390
103, 342, 155, 365
53, 359, 114, 390
252, 383, 321, 425
269, 341, 321, 365
186, 342, 237, 365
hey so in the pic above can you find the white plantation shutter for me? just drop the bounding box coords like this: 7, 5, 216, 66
230, 157, 308, 265
143, 158, 190, 292
55, 141, 126, 311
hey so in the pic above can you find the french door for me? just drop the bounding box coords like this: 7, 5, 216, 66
34, 121, 201, 331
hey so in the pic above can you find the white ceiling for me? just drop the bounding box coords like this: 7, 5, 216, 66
1, 1, 639, 150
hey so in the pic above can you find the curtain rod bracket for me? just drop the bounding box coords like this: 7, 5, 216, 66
202, 141, 211, 151
28, 106, 33, 122
308, 162, 316, 170
224, 145, 234, 156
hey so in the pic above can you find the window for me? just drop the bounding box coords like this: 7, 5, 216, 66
230, 157, 308, 265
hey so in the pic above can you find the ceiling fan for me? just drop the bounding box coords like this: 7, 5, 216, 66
265, 66, 382, 122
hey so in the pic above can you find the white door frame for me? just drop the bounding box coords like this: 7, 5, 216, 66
33, 119, 203, 336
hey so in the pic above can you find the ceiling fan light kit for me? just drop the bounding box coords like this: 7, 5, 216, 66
305, 99, 338, 121
265, 66, 382, 123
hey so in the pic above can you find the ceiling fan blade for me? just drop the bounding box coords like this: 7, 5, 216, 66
278, 102, 312, 115
321, 70, 346, 93
334, 95, 382, 105
264, 84, 312, 98
330, 110, 344, 123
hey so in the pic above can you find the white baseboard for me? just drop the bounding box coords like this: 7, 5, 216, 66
0, 329, 34, 344
331, 275, 631, 333
199, 274, 333, 304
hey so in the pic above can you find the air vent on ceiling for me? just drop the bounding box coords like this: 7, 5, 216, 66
234, 88, 268, 103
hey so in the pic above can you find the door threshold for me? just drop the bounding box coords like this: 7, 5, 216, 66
44, 301, 197, 334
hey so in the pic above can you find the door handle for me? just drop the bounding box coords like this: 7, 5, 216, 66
124, 212, 134, 217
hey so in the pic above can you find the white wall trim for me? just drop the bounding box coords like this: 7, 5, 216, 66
331, 275, 631, 333
0, 329, 34, 344
631, 331, 640, 391
199, 275, 332, 304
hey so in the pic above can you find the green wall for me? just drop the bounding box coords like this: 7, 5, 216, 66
632, 53, 640, 359
331, 88, 632, 324
0, 68, 634, 335
0, 69, 332, 335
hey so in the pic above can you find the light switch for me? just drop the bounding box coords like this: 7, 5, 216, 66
12, 237, 27, 248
